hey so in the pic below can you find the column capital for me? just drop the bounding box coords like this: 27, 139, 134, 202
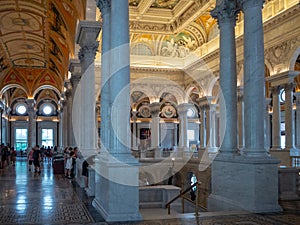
76, 20, 102, 47
270, 85, 281, 95
78, 42, 99, 62
238, 0, 265, 10
283, 82, 296, 92
177, 103, 194, 115
211, 0, 241, 25
149, 102, 161, 117
198, 96, 215, 108
132, 111, 138, 121
96, 0, 111, 16
266, 70, 299, 87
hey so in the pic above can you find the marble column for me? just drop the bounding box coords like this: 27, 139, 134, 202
131, 111, 138, 150
76, 20, 101, 156
295, 92, 300, 149
265, 98, 272, 152
208, 0, 281, 213
240, 0, 267, 157
211, 0, 239, 155
98, 0, 111, 152
61, 96, 68, 148
198, 99, 206, 149
149, 102, 161, 150
26, 99, 36, 149
64, 81, 74, 146
206, 97, 218, 153
270, 86, 282, 150
237, 87, 244, 150
58, 109, 63, 148
284, 82, 298, 154
93, 0, 141, 222
178, 103, 192, 151
69, 61, 81, 148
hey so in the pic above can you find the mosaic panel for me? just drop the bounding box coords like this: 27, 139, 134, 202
0, 203, 94, 224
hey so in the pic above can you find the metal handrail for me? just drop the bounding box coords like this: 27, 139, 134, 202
165, 181, 205, 216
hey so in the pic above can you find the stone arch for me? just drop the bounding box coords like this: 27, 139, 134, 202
207, 76, 219, 97
0, 84, 28, 99
32, 85, 61, 100
158, 86, 185, 105
288, 46, 300, 71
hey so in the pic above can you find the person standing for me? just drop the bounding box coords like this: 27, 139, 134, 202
27, 147, 34, 171
32, 145, 42, 174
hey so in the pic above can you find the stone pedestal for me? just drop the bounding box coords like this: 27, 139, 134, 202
278, 167, 300, 200
207, 155, 282, 213
269, 149, 292, 167
86, 166, 95, 196
92, 153, 142, 222
76, 158, 85, 188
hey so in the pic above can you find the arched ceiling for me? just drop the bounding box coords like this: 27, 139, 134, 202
0, 0, 85, 99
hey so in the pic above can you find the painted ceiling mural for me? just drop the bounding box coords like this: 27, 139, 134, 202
0, 0, 85, 108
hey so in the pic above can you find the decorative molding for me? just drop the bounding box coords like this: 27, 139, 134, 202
265, 36, 300, 74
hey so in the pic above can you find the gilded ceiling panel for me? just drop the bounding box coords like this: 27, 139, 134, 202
150, 0, 180, 9
129, 0, 142, 7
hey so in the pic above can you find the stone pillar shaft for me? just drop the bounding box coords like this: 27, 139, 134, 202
241, 0, 266, 156
93, 0, 141, 222
76, 21, 101, 153
211, 1, 239, 155
178, 103, 191, 149
237, 87, 244, 150
109, 0, 131, 155
271, 86, 281, 150
26, 99, 36, 149
295, 92, 300, 148
265, 98, 272, 151
284, 83, 295, 150
199, 106, 206, 148
100, 4, 111, 151
149, 102, 161, 149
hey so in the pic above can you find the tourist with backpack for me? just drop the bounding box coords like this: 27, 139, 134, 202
32, 145, 42, 174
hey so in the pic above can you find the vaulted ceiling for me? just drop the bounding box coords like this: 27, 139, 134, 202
0, 0, 85, 100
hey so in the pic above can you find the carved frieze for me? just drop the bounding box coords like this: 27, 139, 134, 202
265, 36, 300, 73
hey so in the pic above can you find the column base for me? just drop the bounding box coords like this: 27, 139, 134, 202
285, 147, 300, 156
207, 154, 282, 213
92, 198, 142, 222
93, 152, 142, 222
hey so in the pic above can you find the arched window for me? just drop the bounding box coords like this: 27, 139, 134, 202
16, 104, 27, 115
42, 104, 53, 115
279, 88, 285, 103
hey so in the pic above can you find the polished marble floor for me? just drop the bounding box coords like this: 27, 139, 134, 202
0, 158, 299, 225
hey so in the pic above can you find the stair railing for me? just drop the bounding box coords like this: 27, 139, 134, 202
165, 181, 206, 216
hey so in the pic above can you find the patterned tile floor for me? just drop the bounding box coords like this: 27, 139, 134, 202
0, 158, 299, 225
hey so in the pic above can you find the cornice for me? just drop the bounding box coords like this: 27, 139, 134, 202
129, 0, 215, 35
131, 66, 182, 73
263, 4, 300, 33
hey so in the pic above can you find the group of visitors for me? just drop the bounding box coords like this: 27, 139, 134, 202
0, 143, 17, 169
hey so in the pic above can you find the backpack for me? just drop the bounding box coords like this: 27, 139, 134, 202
33, 150, 40, 159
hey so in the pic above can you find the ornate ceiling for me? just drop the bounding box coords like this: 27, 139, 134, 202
0, 0, 85, 100
0, 0, 217, 109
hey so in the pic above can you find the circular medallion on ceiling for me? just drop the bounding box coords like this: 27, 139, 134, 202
0, 11, 42, 32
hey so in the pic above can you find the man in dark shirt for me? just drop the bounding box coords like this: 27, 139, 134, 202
32, 145, 41, 174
